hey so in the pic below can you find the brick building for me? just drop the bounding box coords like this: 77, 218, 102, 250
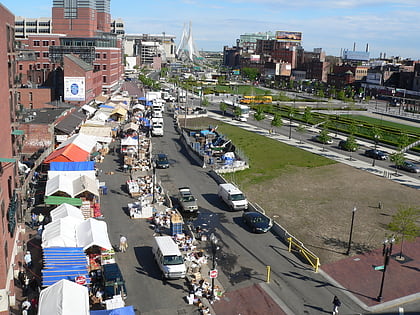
0, 4, 25, 313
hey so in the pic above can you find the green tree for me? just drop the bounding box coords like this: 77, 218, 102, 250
303, 107, 313, 125
241, 67, 259, 81
234, 106, 242, 119
253, 106, 265, 121
271, 113, 283, 130
390, 152, 405, 175
201, 96, 209, 107
219, 102, 228, 115
295, 124, 307, 143
388, 205, 420, 259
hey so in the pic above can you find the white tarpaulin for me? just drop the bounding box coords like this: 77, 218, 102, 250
42, 216, 83, 248
120, 137, 138, 146
76, 218, 112, 250
48, 170, 96, 181
46, 175, 99, 198
38, 279, 89, 315
50, 203, 85, 222
57, 134, 97, 153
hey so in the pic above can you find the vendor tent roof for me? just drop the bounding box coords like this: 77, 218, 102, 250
76, 218, 112, 250
42, 216, 82, 248
57, 134, 97, 153
50, 203, 84, 222
50, 161, 95, 172
120, 137, 138, 146
44, 196, 83, 206
79, 125, 112, 138
38, 279, 89, 314
46, 174, 99, 198
44, 143, 89, 163
123, 122, 139, 132
46, 175, 73, 198
90, 306, 135, 315
81, 104, 96, 115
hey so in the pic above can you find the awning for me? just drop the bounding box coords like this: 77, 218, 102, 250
11, 130, 24, 135
44, 196, 83, 206
42, 216, 83, 248
0, 158, 16, 163
50, 203, 85, 222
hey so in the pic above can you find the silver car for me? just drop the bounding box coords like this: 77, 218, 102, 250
178, 187, 198, 212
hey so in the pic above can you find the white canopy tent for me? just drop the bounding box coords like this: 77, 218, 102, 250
38, 279, 89, 315
45, 175, 99, 198
48, 170, 96, 181
57, 134, 97, 153
50, 203, 85, 222
42, 216, 83, 248
76, 218, 112, 250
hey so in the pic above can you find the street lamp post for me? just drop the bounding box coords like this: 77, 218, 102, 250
377, 236, 395, 302
346, 207, 357, 255
209, 233, 219, 301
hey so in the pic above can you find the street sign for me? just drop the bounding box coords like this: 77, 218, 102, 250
75, 275, 87, 285
374, 265, 384, 271
209, 269, 218, 279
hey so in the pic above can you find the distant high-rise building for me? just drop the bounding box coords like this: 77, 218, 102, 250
52, 0, 111, 37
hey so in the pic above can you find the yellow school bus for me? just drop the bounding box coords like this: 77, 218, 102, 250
240, 95, 272, 104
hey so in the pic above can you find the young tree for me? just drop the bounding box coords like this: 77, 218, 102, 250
253, 106, 265, 121
201, 96, 209, 107
219, 102, 227, 115
303, 107, 313, 126
295, 124, 307, 144
271, 113, 283, 131
390, 152, 405, 175
388, 205, 420, 259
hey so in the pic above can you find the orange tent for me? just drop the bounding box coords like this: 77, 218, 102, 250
44, 143, 89, 163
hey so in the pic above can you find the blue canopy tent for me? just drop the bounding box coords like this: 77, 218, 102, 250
145, 101, 153, 107
50, 161, 95, 171
90, 306, 135, 315
42, 247, 90, 287
99, 105, 114, 109
139, 117, 151, 127
137, 97, 146, 101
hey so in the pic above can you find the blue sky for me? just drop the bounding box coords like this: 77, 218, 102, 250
2, 0, 420, 59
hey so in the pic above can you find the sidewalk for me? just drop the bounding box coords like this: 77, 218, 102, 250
321, 237, 420, 312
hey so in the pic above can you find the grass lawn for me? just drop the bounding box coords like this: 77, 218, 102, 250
342, 114, 420, 135
216, 123, 335, 188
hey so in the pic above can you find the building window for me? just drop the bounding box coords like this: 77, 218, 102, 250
43, 52, 49, 58
29, 65, 33, 70
102, 65, 107, 70
103, 53, 107, 59
19, 65, 23, 71
94, 65, 100, 71
95, 53, 100, 59
33, 40, 40, 47
103, 76, 107, 83
43, 64, 49, 69
36, 64, 41, 69
35, 52, 40, 58
51, 40, 55, 46
42, 40, 49, 46
29, 92, 33, 101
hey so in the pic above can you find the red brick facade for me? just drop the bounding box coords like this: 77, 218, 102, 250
0, 4, 22, 313
52, 7, 97, 38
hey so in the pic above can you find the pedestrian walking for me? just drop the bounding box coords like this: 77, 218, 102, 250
24, 251, 32, 269
332, 295, 341, 315
119, 235, 128, 253
37, 213, 44, 226
30, 212, 37, 229
21, 298, 31, 315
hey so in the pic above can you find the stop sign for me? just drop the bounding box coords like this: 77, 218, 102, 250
209, 269, 218, 279
75, 275, 87, 285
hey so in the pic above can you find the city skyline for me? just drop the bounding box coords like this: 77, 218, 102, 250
2, 0, 420, 60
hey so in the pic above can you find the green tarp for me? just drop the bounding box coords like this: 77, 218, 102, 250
44, 196, 83, 206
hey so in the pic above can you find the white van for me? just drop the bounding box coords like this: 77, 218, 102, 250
218, 183, 248, 211
151, 124, 164, 137
152, 236, 186, 279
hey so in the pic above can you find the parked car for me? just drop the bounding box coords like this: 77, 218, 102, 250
397, 161, 420, 173
242, 211, 273, 233
102, 263, 127, 299
178, 187, 198, 212
364, 149, 388, 160
312, 135, 333, 145
338, 140, 358, 152
155, 153, 169, 169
